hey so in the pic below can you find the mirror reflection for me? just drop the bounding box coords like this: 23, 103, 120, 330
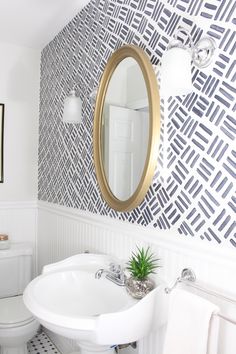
101, 58, 149, 201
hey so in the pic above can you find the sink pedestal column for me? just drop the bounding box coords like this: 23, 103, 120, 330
78, 342, 116, 354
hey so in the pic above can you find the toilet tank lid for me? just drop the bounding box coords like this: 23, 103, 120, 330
0, 243, 33, 258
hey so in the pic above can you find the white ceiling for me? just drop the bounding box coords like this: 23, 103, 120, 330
0, 0, 90, 49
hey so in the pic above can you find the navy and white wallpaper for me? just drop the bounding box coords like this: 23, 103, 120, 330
38, 0, 236, 248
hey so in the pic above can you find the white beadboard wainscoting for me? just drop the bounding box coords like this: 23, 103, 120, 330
0, 201, 38, 275
38, 201, 236, 354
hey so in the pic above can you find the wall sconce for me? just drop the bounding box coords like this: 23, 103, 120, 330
161, 28, 216, 97
63, 89, 82, 123
89, 88, 98, 102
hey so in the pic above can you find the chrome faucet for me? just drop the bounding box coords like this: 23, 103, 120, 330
95, 263, 126, 286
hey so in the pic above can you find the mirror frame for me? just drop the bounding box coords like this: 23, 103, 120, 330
93, 45, 160, 212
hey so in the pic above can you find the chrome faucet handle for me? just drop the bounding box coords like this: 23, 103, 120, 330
110, 264, 125, 281
95, 269, 104, 279
109, 263, 121, 273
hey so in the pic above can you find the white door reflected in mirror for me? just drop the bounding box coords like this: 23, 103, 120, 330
104, 105, 148, 201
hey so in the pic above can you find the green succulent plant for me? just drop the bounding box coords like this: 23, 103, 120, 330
127, 246, 159, 281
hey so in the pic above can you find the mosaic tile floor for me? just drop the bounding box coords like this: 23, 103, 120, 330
28, 331, 137, 354
28, 332, 60, 354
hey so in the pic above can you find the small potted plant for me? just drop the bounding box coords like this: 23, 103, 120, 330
126, 246, 159, 299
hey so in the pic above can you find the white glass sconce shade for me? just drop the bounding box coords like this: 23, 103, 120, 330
160, 28, 216, 98
63, 90, 82, 123
161, 46, 193, 97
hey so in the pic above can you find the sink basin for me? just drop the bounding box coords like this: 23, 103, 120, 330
23, 254, 165, 353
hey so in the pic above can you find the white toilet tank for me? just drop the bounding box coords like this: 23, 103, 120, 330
0, 243, 33, 299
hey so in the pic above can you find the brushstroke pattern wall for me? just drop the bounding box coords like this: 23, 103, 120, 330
38, 0, 236, 248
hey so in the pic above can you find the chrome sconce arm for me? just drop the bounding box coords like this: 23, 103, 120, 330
161, 27, 216, 97
170, 27, 216, 69
89, 88, 98, 102
192, 36, 216, 68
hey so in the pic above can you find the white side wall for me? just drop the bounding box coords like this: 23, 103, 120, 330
0, 42, 40, 201
0, 42, 40, 271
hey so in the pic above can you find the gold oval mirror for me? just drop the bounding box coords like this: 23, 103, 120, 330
93, 45, 160, 212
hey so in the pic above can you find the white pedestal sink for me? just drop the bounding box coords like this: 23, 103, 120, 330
23, 254, 165, 354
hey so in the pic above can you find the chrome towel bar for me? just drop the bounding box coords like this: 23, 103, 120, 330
165, 268, 236, 326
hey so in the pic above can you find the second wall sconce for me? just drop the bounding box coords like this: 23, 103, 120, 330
63, 89, 82, 123
161, 28, 216, 97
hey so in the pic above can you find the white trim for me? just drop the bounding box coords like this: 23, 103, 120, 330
0, 200, 37, 209
34, 205, 38, 276
38, 200, 236, 268
126, 98, 148, 109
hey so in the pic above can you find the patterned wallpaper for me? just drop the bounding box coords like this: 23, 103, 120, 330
38, 0, 236, 248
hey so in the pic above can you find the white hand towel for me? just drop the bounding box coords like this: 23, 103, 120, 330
163, 288, 219, 354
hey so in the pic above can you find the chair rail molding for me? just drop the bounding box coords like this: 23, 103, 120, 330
0, 200, 37, 209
